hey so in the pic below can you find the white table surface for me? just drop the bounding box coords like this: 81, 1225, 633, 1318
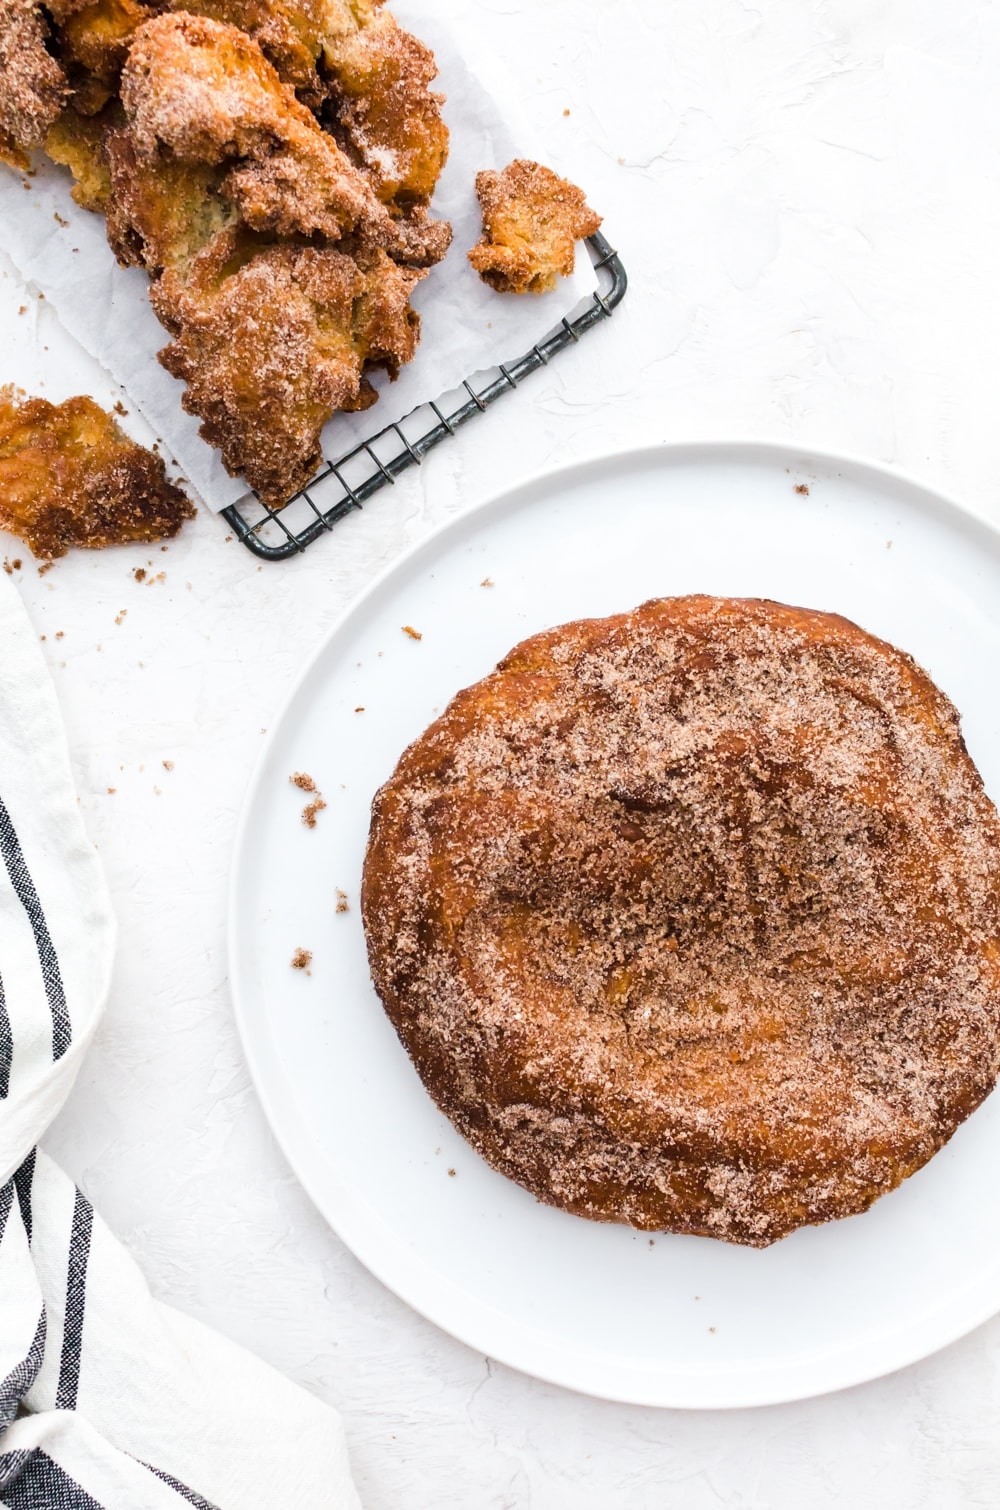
3, 1, 1000, 1503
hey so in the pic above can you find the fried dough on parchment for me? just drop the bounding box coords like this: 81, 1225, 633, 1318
321, 6, 447, 209
0, 0, 68, 168
166, 0, 376, 105
0, 0, 450, 504
151, 230, 423, 503
119, 12, 389, 245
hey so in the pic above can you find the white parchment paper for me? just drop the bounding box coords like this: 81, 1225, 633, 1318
0, 10, 594, 510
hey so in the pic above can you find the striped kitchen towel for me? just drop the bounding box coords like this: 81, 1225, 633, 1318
0, 569, 362, 1510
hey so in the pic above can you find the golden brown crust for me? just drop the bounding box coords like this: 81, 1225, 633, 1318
0, 0, 69, 168
0, 385, 195, 557
103, 122, 233, 267
44, 103, 119, 210
50, 0, 158, 116
2, 0, 449, 501
362, 596, 1000, 1246
151, 230, 422, 502
468, 158, 601, 294
322, 8, 448, 209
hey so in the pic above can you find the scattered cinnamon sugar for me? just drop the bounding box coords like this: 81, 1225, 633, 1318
335, 889, 349, 914
402, 624, 422, 640
302, 797, 327, 828
290, 770, 327, 826
134, 567, 146, 581
114, 609, 127, 624
794, 483, 809, 496
291, 947, 312, 971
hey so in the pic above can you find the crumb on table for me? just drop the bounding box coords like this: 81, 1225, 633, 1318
335, 889, 349, 914
302, 797, 327, 829
290, 771, 317, 792
291, 947, 312, 972
402, 625, 423, 640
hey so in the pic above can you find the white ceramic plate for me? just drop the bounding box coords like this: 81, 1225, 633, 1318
228, 442, 1000, 1408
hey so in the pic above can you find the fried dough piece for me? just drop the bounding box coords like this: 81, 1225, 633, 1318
166, 0, 448, 210
167, 0, 378, 104
48, 0, 160, 116
322, 7, 448, 209
104, 124, 235, 268
121, 13, 388, 243
151, 231, 423, 503
0, 0, 68, 169
0, 386, 194, 558
44, 103, 119, 209
2, 2, 447, 502
364, 597, 1000, 1245
469, 159, 601, 294
112, 13, 448, 260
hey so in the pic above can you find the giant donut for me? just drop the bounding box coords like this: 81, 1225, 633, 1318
362, 597, 1000, 1245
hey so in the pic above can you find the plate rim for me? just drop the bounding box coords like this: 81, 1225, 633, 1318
227, 437, 1000, 1409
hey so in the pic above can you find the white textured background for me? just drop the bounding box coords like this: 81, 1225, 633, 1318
3, 1, 1000, 1504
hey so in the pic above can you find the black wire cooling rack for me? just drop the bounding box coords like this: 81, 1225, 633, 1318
222, 230, 627, 560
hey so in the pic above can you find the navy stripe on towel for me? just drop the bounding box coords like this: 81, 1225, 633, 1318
0, 1449, 40, 1493
0, 1178, 11, 1244
0, 1310, 46, 1430
55, 1190, 93, 1411
13, 1150, 36, 1245
0, 968, 10, 1098
0, 793, 71, 1061
143, 1462, 222, 1510
1, 1449, 104, 1509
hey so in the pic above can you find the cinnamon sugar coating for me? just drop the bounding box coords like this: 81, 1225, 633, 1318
468, 158, 601, 294
151, 228, 422, 503
0, 385, 194, 557
321, 7, 448, 208
363, 596, 1000, 1246
0, 0, 449, 503
0, 0, 68, 168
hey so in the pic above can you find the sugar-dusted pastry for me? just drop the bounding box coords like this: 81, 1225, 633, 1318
363, 596, 1000, 1246
468, 158, 601, 294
